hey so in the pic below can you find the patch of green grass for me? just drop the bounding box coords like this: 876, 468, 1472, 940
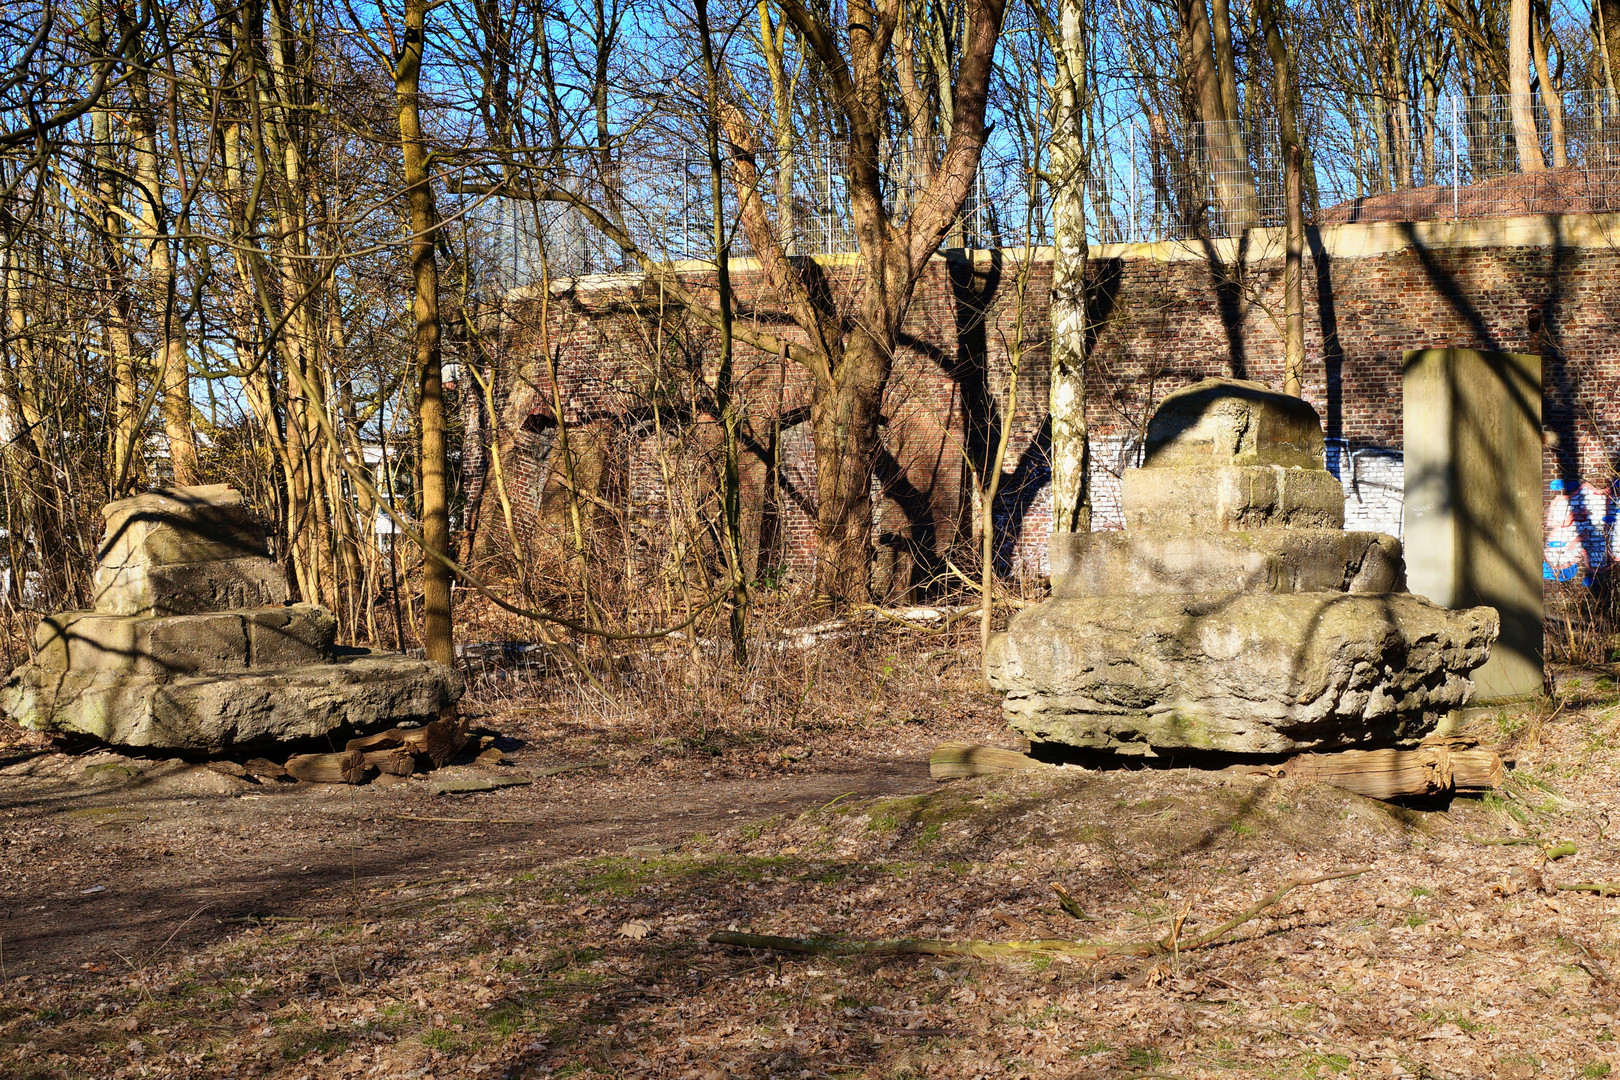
1126, 1046, 1167, 1070
277, 1026, 351, 1061
573, 853, 798, 896
1404, 913, 1428, 928
1303, 1052, 1353, 1076
916, 823, 942, 848
421, 1028, 467, 1053
482, 1000, 547, 1039
1409, 886, 1434, 898
1581, 1063, 1612, 1079
808, 864, 850, 885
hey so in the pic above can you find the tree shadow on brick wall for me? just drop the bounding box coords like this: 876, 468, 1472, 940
1195, 233, 1252, 380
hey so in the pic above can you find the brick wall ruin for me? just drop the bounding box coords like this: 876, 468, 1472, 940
461, 213, 1620, 596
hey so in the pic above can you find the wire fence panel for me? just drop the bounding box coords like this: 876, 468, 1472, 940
459, 89, 1620, 283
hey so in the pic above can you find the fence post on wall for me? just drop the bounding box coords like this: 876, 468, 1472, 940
826, 146, 833, 256
1458, 97, 1470, 221
682, 155, 689, 260
1129, 122, 1138, 242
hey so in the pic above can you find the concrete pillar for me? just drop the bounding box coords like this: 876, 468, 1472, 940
1402, 348, 1544, 700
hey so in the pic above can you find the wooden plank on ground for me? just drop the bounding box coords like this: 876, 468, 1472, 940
930, 741, 1054, 781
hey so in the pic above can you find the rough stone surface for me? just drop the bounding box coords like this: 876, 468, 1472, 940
5, 485, 462, 752
98, 485, 268, 568
1122, 464, 1347, 532
1050, 529, 1405, 598
1140, 378, 1327, 470
92, 484, 286, 616
33, 604, 335, 675
92, 554, 289, 617
1, 654, 463, 751
244, 604, 337, 667
993, 377, 1498, 758
986, 593, 1499, 755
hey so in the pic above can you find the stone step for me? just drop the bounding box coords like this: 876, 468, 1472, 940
1121, 463, 1346, 532
92, 555, 289, 616
1049, 529, 1404, 598
33, 605, 336, 675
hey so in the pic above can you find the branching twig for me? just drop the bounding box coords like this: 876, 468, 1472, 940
709, 867, 1371, 961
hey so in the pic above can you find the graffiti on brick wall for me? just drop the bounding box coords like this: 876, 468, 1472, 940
1544, 478, 1619, 584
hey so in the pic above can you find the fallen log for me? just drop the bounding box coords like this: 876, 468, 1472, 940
346, 715, 469, 768
285, 749, 371, 784
1278, 735, 1503, 800
929, 741, 1054, 781
364, 747, 417, 776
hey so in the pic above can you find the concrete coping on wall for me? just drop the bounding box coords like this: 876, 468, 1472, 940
1087, 212, 1620, 265
501, 211, 1620, 298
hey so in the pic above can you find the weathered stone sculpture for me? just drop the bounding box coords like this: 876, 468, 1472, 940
2, 485, 461, 751
987, 378, 1498, 756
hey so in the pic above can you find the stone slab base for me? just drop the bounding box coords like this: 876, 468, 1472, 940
1049, 529, 1405, 598
986, 593, 1497, 755
1, 654, 463, 751
1122, 465, 1346, 532
33, 605, 336, 675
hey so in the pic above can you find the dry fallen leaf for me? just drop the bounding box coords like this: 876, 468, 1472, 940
619, 919, 652, 939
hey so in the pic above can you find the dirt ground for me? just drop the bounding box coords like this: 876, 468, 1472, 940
0, 654, 1617, 1080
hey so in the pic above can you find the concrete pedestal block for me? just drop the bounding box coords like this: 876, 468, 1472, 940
1122, 464, 1347, 533
1050, 529, 1405, 598
92, 556, 289, 616
97, 485, 269, 568
5, 485, 462, 753
1403, 349, 1544, 700
2, 654, 463, 751
986, 593, 1498, 755
1142, 377, 1328, 469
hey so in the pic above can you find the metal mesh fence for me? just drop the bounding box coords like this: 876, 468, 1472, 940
460, 89, 1620, 281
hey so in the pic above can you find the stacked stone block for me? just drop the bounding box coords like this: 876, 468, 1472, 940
987, 379, 1499, 756
3, 485, 461, 751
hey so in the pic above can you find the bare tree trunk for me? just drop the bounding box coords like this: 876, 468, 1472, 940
1531, 4, 1567, 167
696, 0, 749, 663
1176, 0, 1256, 229
129, 60, 201, 485
397, 0, 454, 667
1255, 0, 1304, 397
1598, 0, 1620, 105
1509, 0, 1546, 171
89, 32, 141, 497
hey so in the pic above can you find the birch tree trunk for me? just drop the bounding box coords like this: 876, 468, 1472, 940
1048, 0, 1090, 536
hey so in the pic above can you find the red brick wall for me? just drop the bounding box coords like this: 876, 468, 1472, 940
467, 230, 1620, 593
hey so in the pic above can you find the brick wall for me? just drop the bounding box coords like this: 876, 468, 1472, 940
466, 214, 1620, 594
